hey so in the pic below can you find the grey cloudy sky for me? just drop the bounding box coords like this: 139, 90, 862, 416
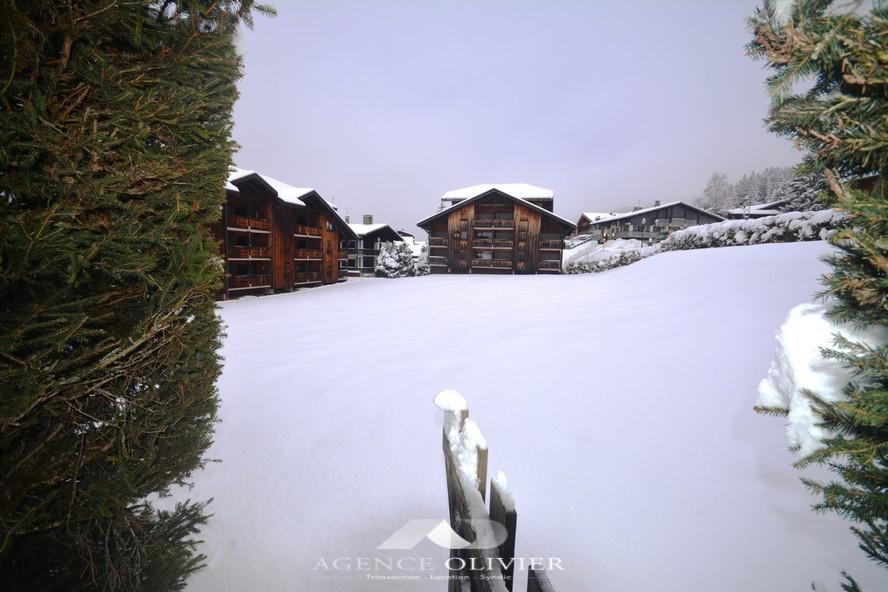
232, 0, 800, 235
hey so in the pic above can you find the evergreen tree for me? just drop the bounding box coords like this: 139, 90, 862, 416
0, 2, 271, 590
375, 242, 416, 278
701, 172, 734, 211
415, 245, 431, 276
775, 172, 829, 212
749, 0, 887, 585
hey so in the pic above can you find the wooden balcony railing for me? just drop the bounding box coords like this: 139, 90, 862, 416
429, 236, 448, 246
473, 219, 514, 229
539, 260, 561, 270
429, 256, 447, 266
228, 245, 270, 258
294, 248, 323, 259
228, 214, 271, 231
228, 274, 271, 289
472, 258, 512, 268
294, 224, 323, 237
493, 239, 513, 248
539, 239, 563, 249
294, 271, 321, 284
338, 251, 348, 260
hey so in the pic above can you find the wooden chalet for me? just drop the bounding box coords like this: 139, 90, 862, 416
576, 200, 723, 243
344, 215, 403, 275
417, 183, 576, 274
212, 169, 357, 299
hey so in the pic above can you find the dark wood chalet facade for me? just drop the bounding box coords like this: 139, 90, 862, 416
417, 184, 576, 274
212, 169, 357, 299
576, 200, 723, 243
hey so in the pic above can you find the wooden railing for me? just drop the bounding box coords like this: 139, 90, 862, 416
429, 256, 447, 266
539, 239, 563, 249
472, 258, 512, 268
294, 272, 321, 284
539, 260, 561, 270
294, 248, 323, 259
474, 219, 514, 229
493, 239, 513, 248
429, 236, 449, 246
228, 214, 271, 231
474, 240, 514, 249
436, 391, 557, 592
338, 250, 348, 260
294, 224, 322, 236
228, 274, 270, 289
228, 245, 270, 258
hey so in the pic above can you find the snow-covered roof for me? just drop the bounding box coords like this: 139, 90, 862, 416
443, 183, 554, 201
228, 167, 313, 206
581, 211, 616, 223
419, 183, 575, 229
348, 223, 403, 240
348, 223, 387, 235
726, 200, 788, 216
583, 201, 725, 226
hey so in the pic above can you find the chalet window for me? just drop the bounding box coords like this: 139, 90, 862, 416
361, 257, 374, 268
327, 222, 334, 231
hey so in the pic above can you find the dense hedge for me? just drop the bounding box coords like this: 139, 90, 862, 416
0, 3, 267, 590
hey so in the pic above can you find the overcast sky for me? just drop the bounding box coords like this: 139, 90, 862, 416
232, 0, 800, 235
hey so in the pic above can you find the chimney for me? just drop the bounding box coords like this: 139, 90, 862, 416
363, 214, 373, 224
345, 215, 350, 223
654, 200, 661, 207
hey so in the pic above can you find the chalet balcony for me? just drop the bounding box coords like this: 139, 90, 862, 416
338, 251, 348, 260
539, 239, 563, 249
472, 258, 512, 269
294, 271, 322, 285
429, 237, 449, 247
228, 274, 271, 289
539, 260, 561, 270
473, 239, 514, 249
294, 248, 323, 260
294, 224, 323, 237
228, 214, 271, 231
228, 245, 270, 259
429, 256, 447, 267
473, 218, 514, 229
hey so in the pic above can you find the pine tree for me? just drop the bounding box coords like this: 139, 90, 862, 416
415, 245, 431, 276
375, 242, 416, 278
0, 2, 272, 590
748, 0, 887, 584
701, 172, 734, 211
775, 172, 829, 212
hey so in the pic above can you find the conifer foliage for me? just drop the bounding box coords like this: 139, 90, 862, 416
749, 0, 887, 581
0, 2, 270, 590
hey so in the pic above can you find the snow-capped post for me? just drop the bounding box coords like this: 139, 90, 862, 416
434, 390, 543, 592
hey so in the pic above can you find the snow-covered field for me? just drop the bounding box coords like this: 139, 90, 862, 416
178, 241, 883, 592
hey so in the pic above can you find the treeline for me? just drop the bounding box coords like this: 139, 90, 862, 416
697, 166, 826, 213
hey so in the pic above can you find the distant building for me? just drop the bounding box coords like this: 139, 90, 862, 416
725, 199, 789, 219
213, 168, 357, 299
417, 183, 575, 274
576, 200, 723, 244
345, 214, 403, 275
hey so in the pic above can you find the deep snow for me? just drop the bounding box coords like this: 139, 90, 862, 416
177, 241, 884, 592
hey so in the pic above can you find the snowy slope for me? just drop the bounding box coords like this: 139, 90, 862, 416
176, 241, 883, 592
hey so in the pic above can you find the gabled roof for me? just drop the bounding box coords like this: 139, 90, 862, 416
348, 223, 403, 242
418, 186, 575, 229
443, 183, 554, 201
725, 199, 789, 216
582, 201, 725, 226
580, 211, 617, 223
228, 167, 357, 239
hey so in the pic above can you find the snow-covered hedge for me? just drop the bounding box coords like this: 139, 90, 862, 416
565, 249, 645, 274
659, 209, 842, 252
414, 245, 430, 276
565, 210, 843, 275
375, 241, 416, 278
